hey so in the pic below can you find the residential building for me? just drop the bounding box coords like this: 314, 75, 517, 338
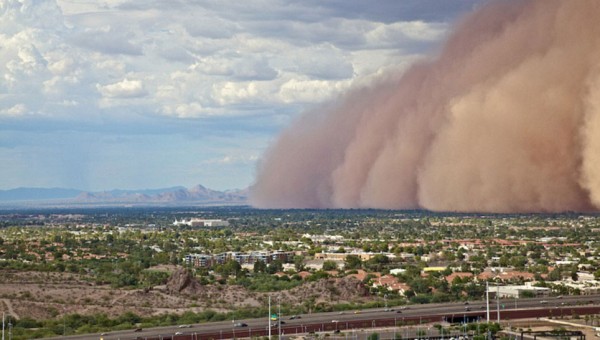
487, 283, 550, 298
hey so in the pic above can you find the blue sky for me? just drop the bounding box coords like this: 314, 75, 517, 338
0, 0, 483, 191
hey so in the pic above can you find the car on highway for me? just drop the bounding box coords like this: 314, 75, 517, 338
175, 332, 184, 335
178, 324, 192, 328
234, 323, 248, 327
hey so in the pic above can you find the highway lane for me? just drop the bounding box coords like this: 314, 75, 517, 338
56, 293, 600, 340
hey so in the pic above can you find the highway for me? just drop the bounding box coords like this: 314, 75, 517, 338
56, 294, 600, 340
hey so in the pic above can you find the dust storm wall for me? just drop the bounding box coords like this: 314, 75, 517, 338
251, 0, 600, 213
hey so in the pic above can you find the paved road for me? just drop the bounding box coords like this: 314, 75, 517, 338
53, 294, 600, 340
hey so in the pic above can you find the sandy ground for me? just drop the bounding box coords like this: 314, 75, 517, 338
0, 272, 258, 320
0, 269, 368, 321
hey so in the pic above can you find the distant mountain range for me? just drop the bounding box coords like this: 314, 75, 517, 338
0, 185, 248, 207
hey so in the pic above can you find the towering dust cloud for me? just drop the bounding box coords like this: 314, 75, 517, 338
250, 0, 600, 213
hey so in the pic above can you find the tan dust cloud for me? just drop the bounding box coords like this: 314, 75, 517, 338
250, 0, 600, 212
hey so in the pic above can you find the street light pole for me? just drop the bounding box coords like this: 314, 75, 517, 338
441, 317, 447, 340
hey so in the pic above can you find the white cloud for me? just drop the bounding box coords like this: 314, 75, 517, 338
0, 0, 456, 122
161, 102, 204, 119
191, 55, 278, 80
212, 81, 260, 106
278, 78, 351, 104
3, 36, 49, 87
97, 78, 147, 98
203, 154, 260, 165
71, 25, 143, 55
0, 0, 65, 32
365, 21, 447, 47
278, 44, 354, 80
0, 103, 27, 117
96, 59, 127, 76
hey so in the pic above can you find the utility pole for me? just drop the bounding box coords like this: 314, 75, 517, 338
486, 281, 490, 323
2, 312, 5, 340
496, 284, 500, 323
278, 296, 282, 340
268, 296, 272, 340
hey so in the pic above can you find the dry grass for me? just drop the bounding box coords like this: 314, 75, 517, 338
0, 269, 369, 321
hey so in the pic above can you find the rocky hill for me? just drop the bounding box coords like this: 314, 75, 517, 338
75, 184, 247, 205
165, 267, 202, 295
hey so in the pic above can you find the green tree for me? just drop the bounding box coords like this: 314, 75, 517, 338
367, 333, 380, 340
216, 260, 242, 277
293, 255, 305, 271
267, 259, 283, 274
253, 260, 267, 273
344, 255, 362, 270
322, 260, 338, 271
548, 268, 561, 281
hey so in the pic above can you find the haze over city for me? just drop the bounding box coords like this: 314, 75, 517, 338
0, 0, 480, 193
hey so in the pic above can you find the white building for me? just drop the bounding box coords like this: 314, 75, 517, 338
173, 218, 229, 227
390, 268, 406, 275
488, 283, 550, 298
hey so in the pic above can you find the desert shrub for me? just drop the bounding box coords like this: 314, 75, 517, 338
15, 317, 41, 328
